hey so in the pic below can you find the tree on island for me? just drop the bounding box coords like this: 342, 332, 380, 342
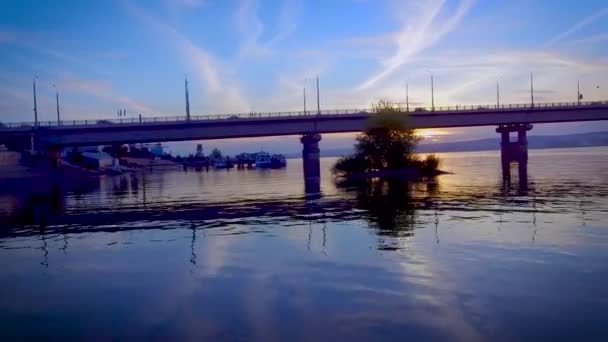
332, 100, 441, 180
209, 148, 223, 161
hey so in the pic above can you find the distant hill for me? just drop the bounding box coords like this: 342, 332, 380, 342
305, 131, 608, 157
417, 131, 608, 153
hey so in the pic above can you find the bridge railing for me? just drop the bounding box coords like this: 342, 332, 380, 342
2, 100, 607, 129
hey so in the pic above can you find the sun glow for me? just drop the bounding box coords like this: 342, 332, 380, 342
415, 129, 449, 140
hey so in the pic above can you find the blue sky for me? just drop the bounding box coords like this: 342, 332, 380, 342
1, 0, 607, 154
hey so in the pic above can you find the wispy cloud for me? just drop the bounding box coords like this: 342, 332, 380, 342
0, 28, 149, 119
358, 0, 475, 90
59, 77, 153, 114
125, 0, 248, 112
415, 50, 608, 104
267, 0, 301, 46
234, 0, 266, 57
0, 29, 114, 78
233, 0, 301, 59
0, 78, 144, 122
570, 32, 608, 46
545, 7, 608, 46
277, 64, 328, 93
426, 50, 607, 71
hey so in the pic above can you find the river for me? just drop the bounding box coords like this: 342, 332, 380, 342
0, 147, 607, 340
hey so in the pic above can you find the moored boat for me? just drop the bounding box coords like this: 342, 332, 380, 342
271, 154, 287, 168
255, 152, 272, 168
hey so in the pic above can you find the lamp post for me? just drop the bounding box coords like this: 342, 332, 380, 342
316, 76, 320, 115
496, 82, 500, 109
33, 76, 38, 127
303, 87, 307, 115
185, 75, 191, 121
53, 84, 61, 125
530, 72, 534, 107
406, 83, 409, 112
426, 70, 434, 111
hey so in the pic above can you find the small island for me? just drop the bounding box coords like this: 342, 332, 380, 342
332, 100, 445, 182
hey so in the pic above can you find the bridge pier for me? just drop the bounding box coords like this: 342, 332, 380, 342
301, 133, 322, 195
45, 146, 62, 171
496, 123, 532, 181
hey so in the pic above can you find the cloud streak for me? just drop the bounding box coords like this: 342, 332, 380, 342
125, 0, 248, 113
545, 7, 608, 46
358, 0, 475, 90
58, 77, 153, 114
233, 0, 301, 59
570, 32, 608, 46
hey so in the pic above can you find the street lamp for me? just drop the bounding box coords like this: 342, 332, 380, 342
405, 82, 409, 112
496, 82, 500, 108
53, 84, 61, 125
303, 87, 307, 115
530, 72, 534, 107
426, 70, 434, 111
316, 75, 321, 115
303, 77, 320, 115
185, 75, 191, 121
303, 78, 312, 115
32, 76, 38, 127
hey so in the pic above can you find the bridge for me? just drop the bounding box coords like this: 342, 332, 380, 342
1, 100, 608, 192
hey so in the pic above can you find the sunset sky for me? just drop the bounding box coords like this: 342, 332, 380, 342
1, 0, 607, 155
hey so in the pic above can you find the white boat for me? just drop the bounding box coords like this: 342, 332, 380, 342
255, 152, 272, 168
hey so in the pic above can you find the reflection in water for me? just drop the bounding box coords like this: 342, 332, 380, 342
0, 148, 607, 340
304, 179, 321, 198
2, 174, 100, 226
190, 224, 197, 267
349, 180, 419, 231
501, 159, 529, 196
434, 209, 440, 244
340, 179, 441, 250
23, 185, 64, 225
60, 230, 68, 254
39, 232, 48, 268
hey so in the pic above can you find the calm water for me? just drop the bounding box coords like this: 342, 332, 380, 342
1, 147, 607, 341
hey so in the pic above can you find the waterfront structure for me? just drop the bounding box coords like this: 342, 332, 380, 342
80, 151, 119, 171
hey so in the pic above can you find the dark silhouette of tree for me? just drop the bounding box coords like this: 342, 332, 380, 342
209, 148, 223, 161
333, 99, 440, 179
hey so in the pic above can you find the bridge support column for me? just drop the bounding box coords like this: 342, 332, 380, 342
29, 133, 43, 154
496, 123, 532, 181
301, 133, 322, 195
45, 146, 62, 171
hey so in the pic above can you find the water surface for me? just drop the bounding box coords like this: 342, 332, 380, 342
0, 147, 607, 341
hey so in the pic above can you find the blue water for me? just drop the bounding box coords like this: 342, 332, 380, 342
0, 147, 607, 340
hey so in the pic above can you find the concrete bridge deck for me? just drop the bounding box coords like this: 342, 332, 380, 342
1, 99, 607, 193
1, 101, 607, 146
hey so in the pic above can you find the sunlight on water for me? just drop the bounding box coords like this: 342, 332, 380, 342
0, 147, 607, 340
